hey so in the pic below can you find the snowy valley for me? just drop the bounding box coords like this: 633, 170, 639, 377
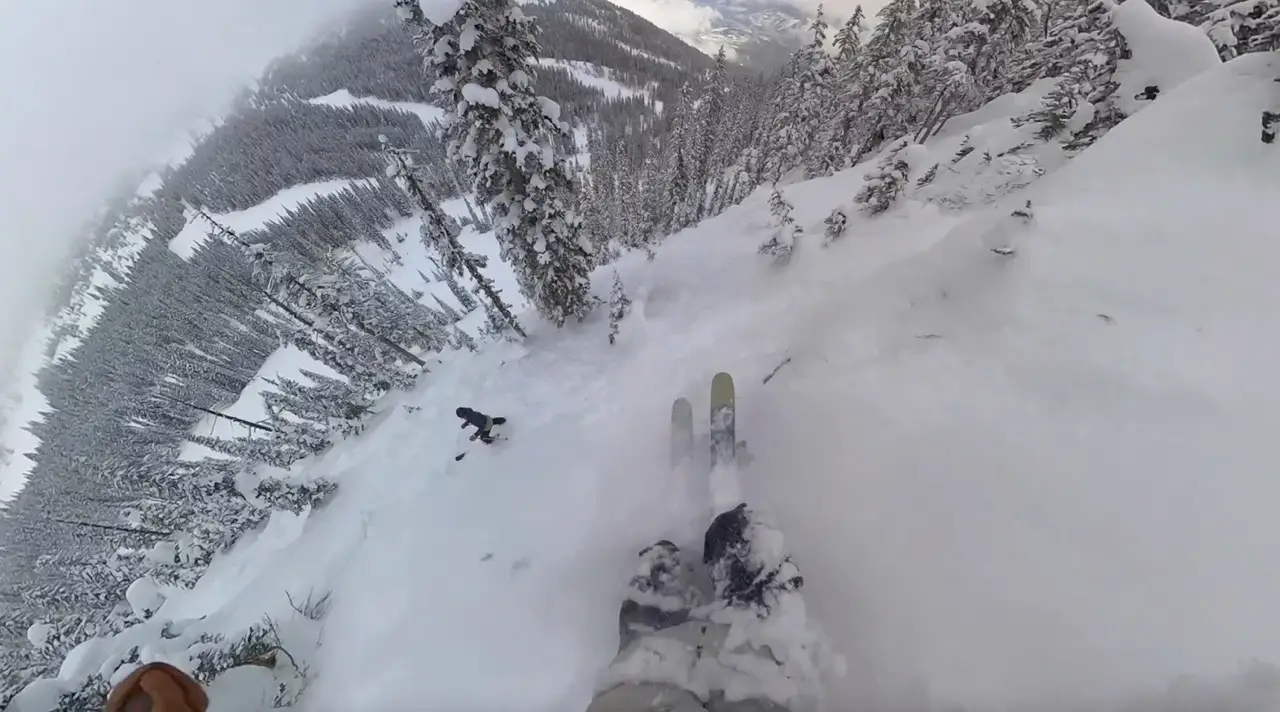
4, 0, 1280, 711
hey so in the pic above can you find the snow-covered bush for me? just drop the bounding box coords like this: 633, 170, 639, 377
254, 477, 338, 515
854, 145, 911, 216
822, 208, 848, 247
758, 188, 801, 264
608, 271, 631, 345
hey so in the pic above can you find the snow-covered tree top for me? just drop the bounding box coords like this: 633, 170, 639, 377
399, 0, 469, 25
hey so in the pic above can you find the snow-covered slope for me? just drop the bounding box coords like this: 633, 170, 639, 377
15, 36, 1280, 712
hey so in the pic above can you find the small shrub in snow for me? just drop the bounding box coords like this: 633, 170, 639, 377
191, 617, 310, 707
822, 208, 848, 246
192, 619, 292, 681
915, 163, 939, 188
607, 271, 631, 346
758, 188, 801, 264
254, 477, 338, 514
854, 150, 910, 216
453, 326, 478, 352
286, 588, 334, 621
1015, 70, 1087, 142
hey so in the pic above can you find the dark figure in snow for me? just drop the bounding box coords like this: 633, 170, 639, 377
456, 406, 506, 444
585, 504, 814, 712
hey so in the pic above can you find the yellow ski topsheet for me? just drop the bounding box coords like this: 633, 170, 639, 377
710, 371, 734, 409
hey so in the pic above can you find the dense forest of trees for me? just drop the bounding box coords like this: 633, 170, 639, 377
3, 0, 1278, 703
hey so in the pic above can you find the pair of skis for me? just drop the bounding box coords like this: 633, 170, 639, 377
671, 372, 740, 512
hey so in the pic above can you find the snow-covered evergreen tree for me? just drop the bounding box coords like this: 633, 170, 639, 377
1016, 65, 1087, 141
661, 83, 698, 232
453, 326, 479, 352
799, 6, 840, 177
607, 270, 631, 345
692, 47, 730, 219
761, 55, 808, 181
818, 5, 868, 173
1202, 0, 1276, 58
194, 210, 425, 389
1051, 0, 1128, 152
262, 372, 374, 441
851, 0, 924, 162
835, 6, 867, 65
399, 0, 595, 327
255, 476, 337, 514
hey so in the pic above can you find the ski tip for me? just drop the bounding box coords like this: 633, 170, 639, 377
710, 372, 735, 405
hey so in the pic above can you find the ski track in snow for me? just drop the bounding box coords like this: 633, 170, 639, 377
24, 45, 1280, 712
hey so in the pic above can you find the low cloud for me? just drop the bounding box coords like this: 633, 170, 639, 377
0, 0, 384, 365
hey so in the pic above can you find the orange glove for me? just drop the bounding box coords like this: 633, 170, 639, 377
104, 662, 208, 712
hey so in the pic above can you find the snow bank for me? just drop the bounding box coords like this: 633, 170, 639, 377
125, 578, 166, 620
1113, 0, 1221, 116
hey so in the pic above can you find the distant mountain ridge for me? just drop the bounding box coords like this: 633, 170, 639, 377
671, 0, 813, 69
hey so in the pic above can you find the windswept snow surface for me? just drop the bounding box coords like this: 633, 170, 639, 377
26, 51, 1280, 712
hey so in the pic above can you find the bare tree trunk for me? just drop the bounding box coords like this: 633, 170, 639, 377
50, 518, 172, 538
153, 392, 276, 432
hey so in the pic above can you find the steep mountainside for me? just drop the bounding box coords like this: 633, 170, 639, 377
0, 0, 707, 680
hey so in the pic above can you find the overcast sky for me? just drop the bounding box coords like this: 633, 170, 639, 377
0, 0, 390, 367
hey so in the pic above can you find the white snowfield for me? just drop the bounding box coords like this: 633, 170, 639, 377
535, 58, 651, 100
167, 179, 377, 260
307, 89, 448, 129
17, 40, 1280, 712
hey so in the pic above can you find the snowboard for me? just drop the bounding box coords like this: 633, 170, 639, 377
671, 397, 694, 468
